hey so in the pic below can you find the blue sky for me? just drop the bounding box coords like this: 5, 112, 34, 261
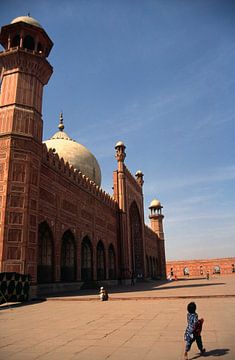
1, 0, 235, 261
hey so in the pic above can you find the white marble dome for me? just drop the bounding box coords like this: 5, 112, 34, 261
44, 117, 101, 186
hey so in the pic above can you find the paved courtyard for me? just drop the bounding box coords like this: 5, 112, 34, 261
0, 275, 234, 360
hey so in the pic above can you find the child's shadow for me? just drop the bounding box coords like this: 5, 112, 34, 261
191, 348, 230, 358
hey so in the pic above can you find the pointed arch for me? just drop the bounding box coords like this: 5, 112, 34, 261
81, 236, 93, 281
97, 241, 106, 280
37, 221, 54, 283
108, 244, 116, 280
61, 230, 76, 282
129, 201, 144, 277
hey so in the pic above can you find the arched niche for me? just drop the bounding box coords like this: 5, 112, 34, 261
37, 221, 54, 283
97, 241, 106, 280
108, 244, 116, 280
61, 230, 76, 282
81, 236, 93, 281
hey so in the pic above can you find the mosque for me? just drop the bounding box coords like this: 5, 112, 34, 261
0, 16, 166, 295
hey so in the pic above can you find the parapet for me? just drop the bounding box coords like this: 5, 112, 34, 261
42, 144, 117, 209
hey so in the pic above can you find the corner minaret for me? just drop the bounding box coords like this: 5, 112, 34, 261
0, 15, 53, 140
0, 16, 53, 278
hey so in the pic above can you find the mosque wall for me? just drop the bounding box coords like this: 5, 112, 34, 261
36, 150, 119, 284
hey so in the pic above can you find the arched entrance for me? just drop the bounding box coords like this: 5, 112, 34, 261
97, 241, 106, 280
61, 230, 76, 282
37, 221, 54, 283
108, 244, 116, 280
81, 237, 93, 281
129, 201, 144, 277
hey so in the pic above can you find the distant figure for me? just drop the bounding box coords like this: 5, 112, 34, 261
206, 271, 210, 280
184, 302, 205, 360
174, 275, 178, 281
99, 287, 108, 301
167, 274, 172, 281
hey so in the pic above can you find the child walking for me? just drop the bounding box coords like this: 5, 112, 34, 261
184, 302, 205, 359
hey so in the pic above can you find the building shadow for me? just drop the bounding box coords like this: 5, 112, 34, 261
0, 298, 46, 311
37, 278, 227, 299
191, 348, 230, 358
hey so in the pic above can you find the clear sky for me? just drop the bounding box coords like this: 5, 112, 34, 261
1, 0, 235, 261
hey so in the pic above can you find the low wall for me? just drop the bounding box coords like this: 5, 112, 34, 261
0, 272, 30, 303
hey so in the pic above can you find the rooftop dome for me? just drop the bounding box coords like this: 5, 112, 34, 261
149, 199, 162, 209
11, 15, 42, 29
44, 114, 101, 186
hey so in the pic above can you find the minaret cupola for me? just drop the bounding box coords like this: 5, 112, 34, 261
135, 170, 144, 187
0, 15, 53, 57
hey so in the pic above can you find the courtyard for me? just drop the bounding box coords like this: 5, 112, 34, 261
0, 275, 234, 360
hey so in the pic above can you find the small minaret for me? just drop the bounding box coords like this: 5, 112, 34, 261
135, 170, 144, 187
114, 141, 126, 211
149, 199, 164, 240
149, 198, 166, 278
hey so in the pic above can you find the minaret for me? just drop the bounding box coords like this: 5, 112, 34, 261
149, 199, 164, 239
0, 16, 53, 278
149, 199, 166, 278
114, 141, 126, 211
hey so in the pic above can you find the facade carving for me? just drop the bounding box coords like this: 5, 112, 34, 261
0, 16, 166, 294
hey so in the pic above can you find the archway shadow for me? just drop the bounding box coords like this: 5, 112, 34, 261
191, 348, 230, 358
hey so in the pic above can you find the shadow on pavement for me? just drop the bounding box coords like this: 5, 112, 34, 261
0, 298, 46, 310
41, 279, 226, 299
191, 348, 230, 358
154, 283, 225, 291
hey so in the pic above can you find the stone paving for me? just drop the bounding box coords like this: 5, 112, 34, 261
0, 275, 234, 360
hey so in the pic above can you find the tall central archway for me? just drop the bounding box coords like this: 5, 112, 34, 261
129, 201, 144, 277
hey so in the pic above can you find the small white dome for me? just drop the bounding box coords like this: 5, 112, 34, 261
11, 16, 42, 29
115, 141, 125, 148
149, 199, 162, 209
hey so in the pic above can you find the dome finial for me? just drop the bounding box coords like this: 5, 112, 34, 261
58, 112, 64, 131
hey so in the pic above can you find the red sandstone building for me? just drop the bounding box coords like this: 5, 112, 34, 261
166, 258, 235, 278
0, 16, 166, 295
